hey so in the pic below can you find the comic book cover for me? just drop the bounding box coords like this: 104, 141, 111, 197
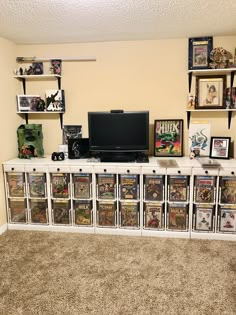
220, 176, 236, 204
74, 200, 92, 226
8, 198, 27, 223
144, 175, 164, 201
7, 172, 25, 197
30, 199, 48, 224
28, 173, 46, 198
120, 174, 138, 200
144, 202, 163, 229
73, 173, 91, 199
52, 200, 70, 225
97, 201, 116, 227
120, 202, 139, 227
50, 59, 62, 75
97, 174, 116, 200
51, 173, 70, 198
169, 175, 188, 202
45, 89, 65, 112
219, 206, 236, 232
195, 205, 213, 231
195, 176, 215, 203
168, 204, 187, 230
62, 125, 82, 145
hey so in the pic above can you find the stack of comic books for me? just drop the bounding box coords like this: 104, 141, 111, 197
51, 173, 70, 198
144, 203, 163, 229
30, 199, 48, 224
74, 200, 92, 226
194, 204, 214, 231
120, 174, 139, 200
218, 206, 236, 233
120, 201, 139, 228
28, 173, 46, 198
97, 201, 116, 227
168, 203, 188, 231
168, 175, 188, 202
194, 176, 215, 203
144, 175, 164, 201
97, 174, 116, 200
219, 176, 236, 204
73, 173, 91, 199
8, 198, 27, 223
7, 172, 25, 197
52, 200, 70, 225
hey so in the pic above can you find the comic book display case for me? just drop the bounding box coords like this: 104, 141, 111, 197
3, 157, 236, 241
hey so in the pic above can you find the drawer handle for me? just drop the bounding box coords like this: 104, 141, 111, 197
33, 168, 36, 172
153, 170, 156, 174
11, 167, 14, 171
205, 170, 208, 174
178, 170, 181, 174
231, 171, 235, 175
57, 168, 60, 172
79, 169, 82, 172
127, 170, 130, 173
104, 169, 107, 173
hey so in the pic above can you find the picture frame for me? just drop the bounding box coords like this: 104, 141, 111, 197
17, 95, 40, 112
188, 36, 213, 70
209, 136, 231, 159
195, 75, 226, 109
154, 119, 183, 157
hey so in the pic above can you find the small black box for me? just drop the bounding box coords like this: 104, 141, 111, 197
68, 138, 90, 159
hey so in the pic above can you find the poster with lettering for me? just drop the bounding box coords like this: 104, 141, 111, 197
154, 119, 183, 157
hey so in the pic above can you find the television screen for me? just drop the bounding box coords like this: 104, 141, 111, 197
88, 111, 149, 153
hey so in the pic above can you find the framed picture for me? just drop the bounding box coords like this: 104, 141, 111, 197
45, 89, 65, 112
188, 36, 213, 70
62, 125, 82, 145
17, 95, 40, 112
209, 137, 231, 159
188, 122, 211, 157
154, 119, 183, 157
195, 75, 226, 109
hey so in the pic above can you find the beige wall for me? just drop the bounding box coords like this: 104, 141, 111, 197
0, 37, 21, 226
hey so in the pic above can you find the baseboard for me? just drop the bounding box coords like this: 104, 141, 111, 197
0, 223, 8, 235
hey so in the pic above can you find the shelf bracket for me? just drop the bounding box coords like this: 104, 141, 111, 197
25, 113, 28, 124
188, 72, 192, 93
230, 71, 235, 88
57, 76, 61, 90
22, 78, 26, 94
187, 111, 191, 129
59, 113, 63, 129
228, 111, 232, 129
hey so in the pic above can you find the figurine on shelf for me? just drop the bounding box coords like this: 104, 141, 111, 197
187, 94, 195, 109
209, 47, 233, 69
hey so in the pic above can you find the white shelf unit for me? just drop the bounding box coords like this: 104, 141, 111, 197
3, 157, 236, 240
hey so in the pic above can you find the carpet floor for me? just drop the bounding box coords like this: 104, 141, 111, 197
0, 230, 235, 315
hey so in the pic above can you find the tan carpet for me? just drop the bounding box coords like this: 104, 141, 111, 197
0, 230, 235, 315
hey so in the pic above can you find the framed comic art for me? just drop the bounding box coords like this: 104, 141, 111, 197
188, 36, 213, 70
209, 136, 231, 159
195, 75, 226, 109
154, 119, 183, 157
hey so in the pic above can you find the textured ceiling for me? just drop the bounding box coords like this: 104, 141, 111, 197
0, 0, 236, 44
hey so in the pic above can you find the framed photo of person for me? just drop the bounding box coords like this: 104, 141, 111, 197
154, 119, 183, 157
195, 75, 226, 109
17, 95, 40, 112
209, 137, 231, 159
188, 36, 213, 70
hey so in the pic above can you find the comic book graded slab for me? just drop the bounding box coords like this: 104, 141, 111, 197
219, 206, 236, 232
168, 204, 188, 230
30, 199, 48, 224
51, 173, 70, 198
7, 172, 25, 197
74, 200, 92, 226
194, 176, 215, 203
8, 198, 27, 223
73, 173, 91, 199
52, 200, 70, 225
194, 205, 213, 231
97, 174, 116, 200
97, 201, 116, 227
144, 175, 164, 201
120, 201, 139, 228
168, 175, 188, 202
144, 202, 163, 229
28, 173, 46, 198
220, 176, 236, 204
120, 174, 139, 200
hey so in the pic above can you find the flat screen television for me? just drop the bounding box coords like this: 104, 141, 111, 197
88, 110, 149, 161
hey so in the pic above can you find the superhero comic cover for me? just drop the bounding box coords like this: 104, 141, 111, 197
144, 202, 163, 229
28, 173, 46, 198
8, 198, 27, 223
7, 172, 25, 197
120, 201, 139, 228
51, 173, 70, 198
168, 203, 188, 231
74, 200, 92, 226
168, 175, 188, 202
97, 174, 116, 200
194, 205, 213, 231
73, 173, 91, 199
195, 176, 215, 203
52, 200, 70, 225
97, 201, 116, 227
219, 206, 236, 232
220, 176, 236, 204
30, 199, 48, 224
120, 174, 138, 200
144, 175, 164, 201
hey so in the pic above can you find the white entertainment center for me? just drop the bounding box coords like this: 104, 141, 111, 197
3, 156, 236, 241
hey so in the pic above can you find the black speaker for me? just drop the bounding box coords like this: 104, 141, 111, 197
68, 138, 90, 159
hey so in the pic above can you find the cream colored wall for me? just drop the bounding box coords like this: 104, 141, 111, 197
15, 36, 236, 158
0, 37, 21, 226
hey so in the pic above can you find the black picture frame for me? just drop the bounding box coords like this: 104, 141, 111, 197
154, 119, 184, 157
188, 36, 213, 70
209, 137, 231, 159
